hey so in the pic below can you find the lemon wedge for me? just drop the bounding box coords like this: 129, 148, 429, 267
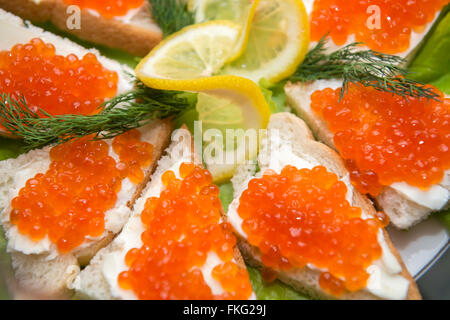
221, 0, 310, 84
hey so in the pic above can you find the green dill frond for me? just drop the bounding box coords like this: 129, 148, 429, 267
0, 82, 196, 150
290, 36, 441, 101
148, 0, 195, 37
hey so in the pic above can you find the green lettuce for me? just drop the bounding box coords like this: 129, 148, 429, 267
247, 267, 309, 300
259, 79, 289, 114
0, 138, 25, 161
407, 5, 450, 87
0, 228, 12, 299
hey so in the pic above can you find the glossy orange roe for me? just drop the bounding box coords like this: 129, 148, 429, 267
310, 0, 446, 54
0, 38, 118, 121
118, 163, 253, 300
237, 166, 382, 296
311, 83, 450, 196
10, 129, 153, 253
112, 129, 154, 184
63, 0, 144, 18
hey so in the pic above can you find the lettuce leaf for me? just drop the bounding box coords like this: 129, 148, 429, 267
436, 208, 450, 231
0, 137, 25, 161
247, 266, 309, 300
407, 5, 450, 84
259, 79, 289, 114
0, 228, 12, 299
218, 182, 234, 213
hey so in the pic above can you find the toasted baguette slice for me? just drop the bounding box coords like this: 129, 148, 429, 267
0, 0, 162, 56
228, 112, 421, 300
284, 81, 450, 229
0, 8, 135, 138
0, 119, 173, 299
73, 127, 252, 300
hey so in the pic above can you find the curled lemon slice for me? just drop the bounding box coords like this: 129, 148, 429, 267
190, 0, 261, 62
135, 20, 240, 82
221, 0, 310, 84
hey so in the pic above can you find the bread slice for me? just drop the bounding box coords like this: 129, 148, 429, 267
0, 0, 162, 56
284, 81, 450, 229
0, 8, 135, 138
72, 126, 252, 300
228, 112, 421, 300
0, 119, 173, 299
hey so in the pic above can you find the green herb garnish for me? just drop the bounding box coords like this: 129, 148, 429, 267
290, 37, 441, 102
148, 0, 195, 37
0, 81, 196, 150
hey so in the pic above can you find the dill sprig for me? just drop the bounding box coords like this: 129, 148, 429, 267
148, 0, 194, 37
0, 81, 196, 150
290, 37, 441, 101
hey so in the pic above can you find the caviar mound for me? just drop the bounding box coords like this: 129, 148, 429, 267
311, 83, 450, 196
63, 0, 144, 19
10, 130, 153, 254
310, 0, 446, 54
0, 38, 118, 124
237, 165, 382, 296
118, 163, 253, 300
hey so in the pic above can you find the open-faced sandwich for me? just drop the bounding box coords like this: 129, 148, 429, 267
285, 80, 449, 229
0, 0, 162, 56
303, 0, 447, 57
0, 8, 134, 138
227, 112, 421, 300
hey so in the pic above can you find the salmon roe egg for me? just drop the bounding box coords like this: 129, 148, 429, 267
310, 83, 450, 196
237, 165, 383, 296
112, 129, 153, 184
118, 163, 253, 300
310, 0, 446, 54
10, 129, 153, 253
0, 38, 118, 123
63, 0, 144, 18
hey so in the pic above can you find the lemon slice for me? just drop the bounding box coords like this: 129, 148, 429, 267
190, 0, 261, 62
191, 0, 253, 22
197, 92, 259, 183
221, 0, 310, 84
135, 20, 240, 82
136, 75, 270, 182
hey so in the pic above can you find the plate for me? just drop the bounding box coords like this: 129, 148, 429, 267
388, 217, 449, 299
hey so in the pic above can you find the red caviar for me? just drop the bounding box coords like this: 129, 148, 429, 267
63, 0, 144, 19
310, 0, 446, 54
112, 129, 154, 184
10, 129, 153, 253
118, 163, 253, 300
0, 38, 118, 122
237, 165, 382, 296
311, 83, 450, 196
